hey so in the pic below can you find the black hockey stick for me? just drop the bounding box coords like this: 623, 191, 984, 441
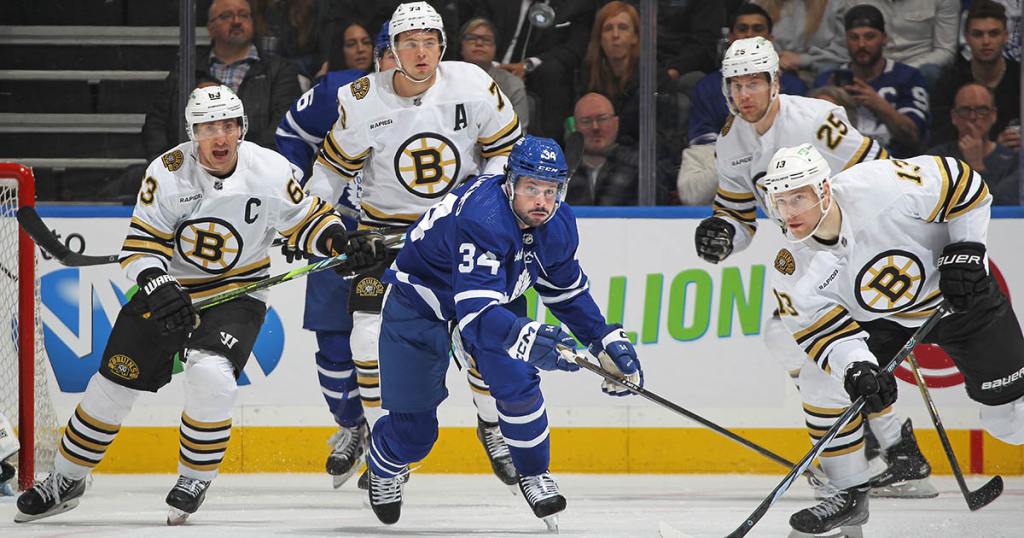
556, 346, 831, 485
906, 352, 1003, 510
17, 206, 119, 266
564, 131, 585, 180
725, 304, 949, 538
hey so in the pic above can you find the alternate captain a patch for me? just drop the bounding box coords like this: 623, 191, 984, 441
774, 249, 795, 275
351, 77, 370, 100
162, 149, 184, 171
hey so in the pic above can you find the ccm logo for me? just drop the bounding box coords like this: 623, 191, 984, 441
981, 365, 1024, 391
937, 254, 982, 266
515, 326, 536, 360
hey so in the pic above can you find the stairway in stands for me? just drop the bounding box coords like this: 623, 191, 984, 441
0, 0, 211, 201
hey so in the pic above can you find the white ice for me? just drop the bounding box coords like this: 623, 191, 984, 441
1, 473, 1020, 537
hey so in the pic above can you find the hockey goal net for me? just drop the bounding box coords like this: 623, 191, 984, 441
0, 163, 60, 491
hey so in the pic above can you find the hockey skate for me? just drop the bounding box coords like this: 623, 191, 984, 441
519, 472, 566, 532
869, 418, 938, 498
368, 466, 409, 525
14, 472, 87, 523
789, 483, 868, 538
165, 475, 211, 525
326, 422, 368, 489
477, 417, 518, 491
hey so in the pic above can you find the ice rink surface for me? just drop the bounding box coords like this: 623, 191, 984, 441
1, 473, 1020, 537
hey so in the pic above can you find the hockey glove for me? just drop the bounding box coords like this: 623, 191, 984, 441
590, 325, 642, 396
322, 225, 386, 274
843, 361, 897, 413
937, 241, 989, 313
280, 240, 306, 264
504, 319, 580, 372
694, 217, 735, 264
138, 268, 198, 335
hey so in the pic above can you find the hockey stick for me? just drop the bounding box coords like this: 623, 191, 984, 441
556, 346, 830, 485
564, 131, 585, 180
725, 304, 949, 538
906, 352, 1003, 510
17, 206, 119, 266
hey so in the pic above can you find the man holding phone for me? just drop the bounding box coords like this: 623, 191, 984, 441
815, 4, 930, 157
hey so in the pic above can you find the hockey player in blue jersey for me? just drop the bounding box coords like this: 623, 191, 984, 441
273, 21, 395, 489
365, 136, 643, 530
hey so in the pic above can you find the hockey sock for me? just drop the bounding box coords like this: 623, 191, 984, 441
368, 411, 438, 477
314, 331, 363, 428
866, 407, 903, 449
804, 403, 874, 489
178, 350, 236, 481
55, 374, 139, 480
352, 312, 386, 430
467, 366, 499, 423
497, 394, 550, 477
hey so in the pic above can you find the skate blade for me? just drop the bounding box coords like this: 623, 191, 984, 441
506, 483, 519, 496
789, 525, 863, 538
14, 498, 81, 523
870, 478, 939, 498
331, 466, 361, 490
542, 514, 559, 533
166, 506, 191, 526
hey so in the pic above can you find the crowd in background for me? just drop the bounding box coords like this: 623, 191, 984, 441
140, 0, 1024, 206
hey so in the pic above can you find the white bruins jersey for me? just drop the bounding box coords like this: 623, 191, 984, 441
713, 94, 889, 253
770, 156, 991, 381
308, 61, 522, 227
119, 141, 341, 302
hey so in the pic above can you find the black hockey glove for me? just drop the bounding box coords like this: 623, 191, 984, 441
280, 240, 306, 264
321, 225, 385, 274
843, 361, 897, 413
138, 268, 198, 335
694, 217, 735, 264
937, 241, 989, 313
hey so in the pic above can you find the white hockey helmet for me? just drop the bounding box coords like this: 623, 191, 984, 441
763, 144, 833, 240
389, 2, 446, 81
185, 85, 248, 142
720, 36, 780, 117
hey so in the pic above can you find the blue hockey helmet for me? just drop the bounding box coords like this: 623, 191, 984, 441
504, 135, 570, 226
374, 20, 392, 71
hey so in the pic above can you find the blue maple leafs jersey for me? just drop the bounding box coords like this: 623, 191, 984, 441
275, 68, 366, 181
385, 175, 608, 358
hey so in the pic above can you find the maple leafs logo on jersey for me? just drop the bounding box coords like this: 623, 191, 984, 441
774, 249, 795, 275
351, 77, 370, 100
162, 149, 184, 172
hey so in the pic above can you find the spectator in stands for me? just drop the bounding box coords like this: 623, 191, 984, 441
928, 82, 1020, 205
567, 93, 638, 205
323, 1, 465, 60
459, 17, 531, 130
815, 4, 929, 157
688, 3, 808, 146
654, 0, 726, 84
931, 1, 1021, 149
253, 0, 332, 80
474, 0, 595, 139
318, 21, 374, 79
958, 0, 1021, 62
142, 0, 301, 159
807, 85, 859, 128
755, 0, 845, 77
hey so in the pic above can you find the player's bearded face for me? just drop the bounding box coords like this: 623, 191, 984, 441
512, 177, 559, 227
396, 30, 442, 79
770, 185, 827, 239
729, 74, 772, 122
194, 119, 241, 173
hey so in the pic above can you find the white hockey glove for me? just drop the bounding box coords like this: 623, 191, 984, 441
0, 412, 19, 462
589, 325, 642, 397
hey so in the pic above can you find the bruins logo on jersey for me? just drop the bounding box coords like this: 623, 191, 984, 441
774, 249, 795, 275
394, 132, 462, 199
162, 149, 184, 171
107, 354, 140, 381
355, 275, 385, 297
351, 77, 370, 100
175, 217, 243, 274
855, 250, 925, 313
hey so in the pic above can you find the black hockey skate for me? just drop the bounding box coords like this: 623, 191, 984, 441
477, 417, 518, 489
326, 422, 368, 489
14, 472, 87, 523
870, 418, 938, 498
368, 466, 409, 525
789, 483, 869, 537
519, 472, 566, 532
165, 475, 211, 525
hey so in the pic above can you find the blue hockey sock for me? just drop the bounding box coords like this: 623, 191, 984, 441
315, 331, 362, 428
497, 393, 550, 476
368, 411, 438, 477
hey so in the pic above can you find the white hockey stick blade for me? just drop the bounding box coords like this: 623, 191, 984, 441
658, 521, 697, 538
